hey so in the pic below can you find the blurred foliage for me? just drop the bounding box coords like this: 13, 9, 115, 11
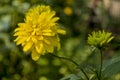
0, 0, 120, 80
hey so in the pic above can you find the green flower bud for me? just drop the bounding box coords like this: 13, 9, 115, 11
87, 30, 114, 48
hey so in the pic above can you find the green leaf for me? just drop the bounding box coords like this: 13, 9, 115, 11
77, 62, 98, 74
89, 74, 97, 80
60, 74, 80, 80
102, 56, 120, 77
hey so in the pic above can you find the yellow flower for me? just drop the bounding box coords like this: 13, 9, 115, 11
87, 30, 114, 48
64, 7, 73, 16
14, 5, 66, 61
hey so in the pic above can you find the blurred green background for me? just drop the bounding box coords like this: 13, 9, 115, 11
0, 0, 120, 80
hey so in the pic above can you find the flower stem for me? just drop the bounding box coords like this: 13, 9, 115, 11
99, 48, 103, 80
95, 70, 100, 80
50, 53, 89, 80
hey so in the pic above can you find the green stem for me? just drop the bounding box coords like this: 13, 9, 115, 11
50, 53, 78, 66
99, 48, 103, 80
95, 70, 100, 80
50, 53, 89, 80
81, 69, 89, 80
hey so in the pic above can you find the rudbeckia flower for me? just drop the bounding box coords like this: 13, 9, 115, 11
87, 30, 114, 48
14, 5, 66, 61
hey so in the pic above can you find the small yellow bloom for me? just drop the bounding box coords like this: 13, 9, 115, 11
14, 5, 66, 61
87, 30, 114, 48
64, 7, 73, 15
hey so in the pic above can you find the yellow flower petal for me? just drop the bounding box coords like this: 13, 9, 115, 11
42, 30, 52, 33
47, 11, 55, 20
51, 17, 59, 23
14, 32, 24, 36
38, 36, 44, 40
44, 39, 50, 44
31, 50, 40, 61
32, 37, 38, 43
45, 44, 54, 53
16, 37, 28, 45
35, 43, 43, 53
23, 41, 33, 52
14, 37, 20, 42
57, 29, 66, 34
42, 32, 55, 36
14, 28, 22, 32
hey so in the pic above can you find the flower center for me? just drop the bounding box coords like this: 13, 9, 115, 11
31, 28, 40, 36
